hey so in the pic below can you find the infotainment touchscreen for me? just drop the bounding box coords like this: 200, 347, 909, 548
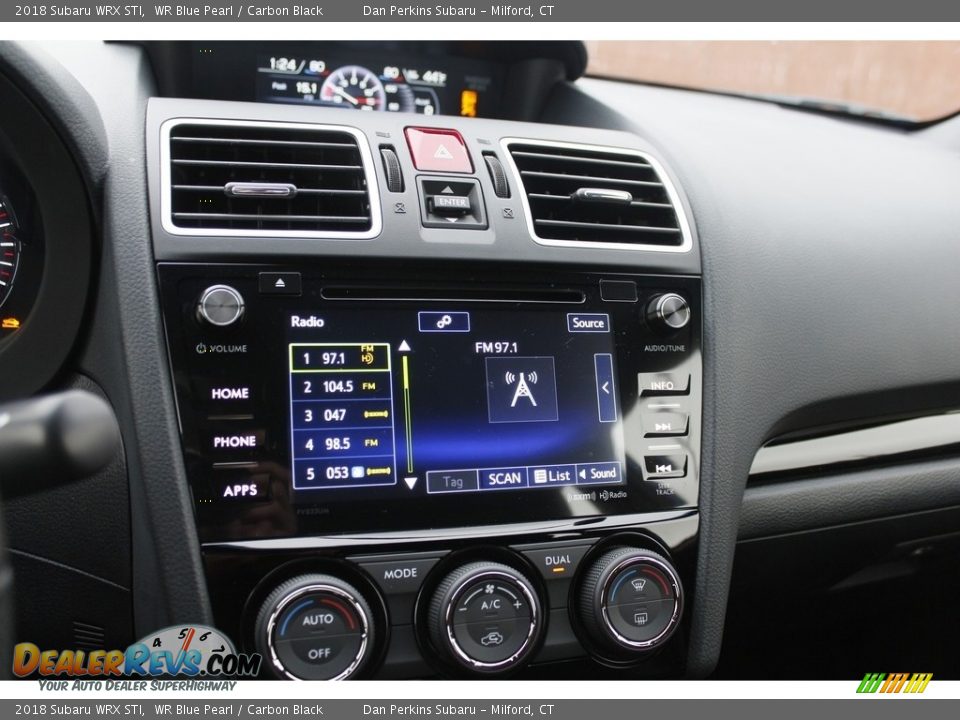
286, 307, 626, 501
159, 264, 701, 541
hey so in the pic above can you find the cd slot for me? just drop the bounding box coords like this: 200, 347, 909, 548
320, 286, 586, 303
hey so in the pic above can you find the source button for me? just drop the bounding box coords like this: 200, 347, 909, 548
567, 313, 610, 333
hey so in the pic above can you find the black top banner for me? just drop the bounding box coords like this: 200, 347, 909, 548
4, 0, 960, 22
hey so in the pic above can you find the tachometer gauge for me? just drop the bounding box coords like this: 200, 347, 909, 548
0, 196, 20, 310
320, 65, 387, 111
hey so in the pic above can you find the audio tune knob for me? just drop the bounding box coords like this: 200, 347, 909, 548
426, 561, 542, 675
577, 547, 682, 656
255, 574, 376, 680
646, 293, 691, 332
197, 284, 245, 327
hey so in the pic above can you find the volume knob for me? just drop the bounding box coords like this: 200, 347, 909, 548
646, 293, 690, 333
197, 285, 245, 327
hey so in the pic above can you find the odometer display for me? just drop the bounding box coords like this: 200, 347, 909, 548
256, 51, 498, 118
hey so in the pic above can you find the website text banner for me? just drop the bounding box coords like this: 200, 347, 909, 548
0, 701, 958, 719
5, 0, 960, 22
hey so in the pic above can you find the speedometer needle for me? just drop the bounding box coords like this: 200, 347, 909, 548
332, 86, 359, 106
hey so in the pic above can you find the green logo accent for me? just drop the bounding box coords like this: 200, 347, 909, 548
857, 672, 886, 693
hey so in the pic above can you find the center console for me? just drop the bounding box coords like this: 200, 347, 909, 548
149, 97, 702, 679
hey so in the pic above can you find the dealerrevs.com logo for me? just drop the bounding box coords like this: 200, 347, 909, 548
857, 673, 933, 694
13, 625, 262, 679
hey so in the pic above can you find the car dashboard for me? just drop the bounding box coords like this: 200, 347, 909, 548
0, 39, 959, 681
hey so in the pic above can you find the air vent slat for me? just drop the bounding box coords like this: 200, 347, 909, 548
519, 170, 663, 188
535, 219, 681, 234
174, 213, 370, 224
172, 185, 368, 197
508, 141, 687, 250
166, 121, 374, 236
172, 159, 364, 171
528, 193, 673, 209
171, 136, 357, 150
511, 150, 652, 169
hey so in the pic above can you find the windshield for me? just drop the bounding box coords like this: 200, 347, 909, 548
586, 41, 960, 123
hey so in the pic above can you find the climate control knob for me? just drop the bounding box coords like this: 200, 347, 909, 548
426, 561, 542, 675
255, 574, 375, 680
197, 284, 245, 327
646, 293, 690, 333
577, 547, 682, 655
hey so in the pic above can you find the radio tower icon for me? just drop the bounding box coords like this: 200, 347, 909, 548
505, 371, 539, 407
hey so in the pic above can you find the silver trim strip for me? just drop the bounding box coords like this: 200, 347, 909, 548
500, 137, 693, 254
202, 509, 697, 552
160, 118, 382, 240
750, 412, 960, 476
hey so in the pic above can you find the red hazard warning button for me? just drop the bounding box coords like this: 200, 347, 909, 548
404, 127, 473, 173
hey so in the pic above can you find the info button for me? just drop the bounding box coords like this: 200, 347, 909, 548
567, 313, 610, 333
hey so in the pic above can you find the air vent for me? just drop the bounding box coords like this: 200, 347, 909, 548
161, 120, 380, 238
503, 139, 690, 251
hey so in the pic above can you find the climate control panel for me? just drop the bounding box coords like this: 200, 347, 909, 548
211, 522, 696, 681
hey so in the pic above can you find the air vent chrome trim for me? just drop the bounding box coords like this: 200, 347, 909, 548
160, 118, 382, 240
500, 138, 692, 253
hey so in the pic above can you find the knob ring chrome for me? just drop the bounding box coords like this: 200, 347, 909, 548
598, 555, 683, 650
654, 293, 691, 331
442, 568, 540, 671
264, 583, 370, 681
197, 284, 245, 327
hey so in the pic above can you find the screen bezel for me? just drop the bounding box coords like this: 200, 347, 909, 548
159, 263, 701, 543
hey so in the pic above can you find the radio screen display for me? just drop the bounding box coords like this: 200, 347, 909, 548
159, 264, 701, 541
287, 308, 626, 501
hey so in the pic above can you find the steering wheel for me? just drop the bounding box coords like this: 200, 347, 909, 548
0, 390, 120, 678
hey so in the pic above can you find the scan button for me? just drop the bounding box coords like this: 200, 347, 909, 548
479, 467, 529, 491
